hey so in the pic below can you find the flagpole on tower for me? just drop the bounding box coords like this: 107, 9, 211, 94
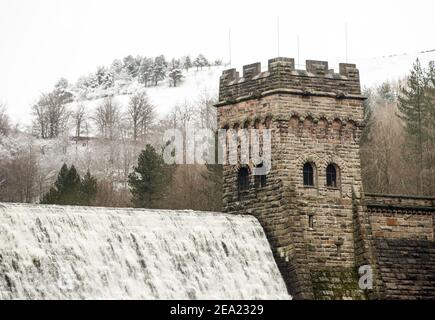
277, 16, 280, 57
297, 34, 300, 67
228, 28, 232, 67
345, 22, 348, 63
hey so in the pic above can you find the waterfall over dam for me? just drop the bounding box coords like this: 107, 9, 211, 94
0, 203, 290, 300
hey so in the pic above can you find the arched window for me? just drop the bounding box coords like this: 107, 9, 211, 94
326, 164, 338, 188
303, 163, 315, 186
238, 167, 250, 192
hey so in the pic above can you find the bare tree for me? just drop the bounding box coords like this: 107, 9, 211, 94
360, 80, 435, 196
197, 92, 218, 130
94, 97, 121, 140
127, 91, 155, 142
0, 139, 38, 203
32, 92, 70, 139
72, 104, 87, 138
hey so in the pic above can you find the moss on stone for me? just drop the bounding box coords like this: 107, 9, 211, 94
311, 267, 366, 300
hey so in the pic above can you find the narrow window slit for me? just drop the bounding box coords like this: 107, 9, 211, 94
308, 215, 314, 229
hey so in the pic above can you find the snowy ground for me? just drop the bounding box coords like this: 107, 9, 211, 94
72, 66, 224, 123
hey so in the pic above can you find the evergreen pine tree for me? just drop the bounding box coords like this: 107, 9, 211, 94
96, 66, 114, 89
168, 67, 183, 87
183, 56, 192, 72
151, 55, 167, 86
41, 187, 59, 204
139, 57, 153, 87
53, 163, 71, 195
424, 61, 435, 192
194, 54, 208, 70
59, 165, 81, 204
398, 59, 429, 194
80, 170, 98, 205
128, 144, 172, 208
41, 164, 98, 205
193, 55, 203, 70
123, 55, 141, 78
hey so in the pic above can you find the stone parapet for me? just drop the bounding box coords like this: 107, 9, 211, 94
218, 57, 362, 105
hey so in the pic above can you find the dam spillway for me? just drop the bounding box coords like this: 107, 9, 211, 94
0, 203, 290, 300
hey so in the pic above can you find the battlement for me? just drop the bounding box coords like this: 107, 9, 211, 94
217, 57, 362, 105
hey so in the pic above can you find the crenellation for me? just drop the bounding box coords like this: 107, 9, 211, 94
268, 57, 295, 72
220, 68, 239, 86
243, 62, 261, 79
306, 60, 329, 75
339, 63, 359, 79
218, 57, 362, 104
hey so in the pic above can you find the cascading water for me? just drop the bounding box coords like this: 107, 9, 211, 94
0, 203, 291, 300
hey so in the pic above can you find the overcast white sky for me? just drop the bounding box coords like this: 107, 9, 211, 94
1, 0, 435, 124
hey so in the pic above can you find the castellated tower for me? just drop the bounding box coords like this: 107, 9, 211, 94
216, 58, 371, 299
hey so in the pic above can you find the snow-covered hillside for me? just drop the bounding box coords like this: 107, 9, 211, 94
27, 50, 435, 129
71, 66, 224, 122
89, 51, 435, 116
354, 49, 435, 87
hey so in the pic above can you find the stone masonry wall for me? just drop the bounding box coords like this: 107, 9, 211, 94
373, 238, 435, 299
366, 194, 434, 240
369, 212, 433, 240
216, 57, 435, 300
366, 194, 435, 299
217, 58, 367, 299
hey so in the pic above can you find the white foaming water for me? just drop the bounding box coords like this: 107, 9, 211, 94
0, 203, 290, 300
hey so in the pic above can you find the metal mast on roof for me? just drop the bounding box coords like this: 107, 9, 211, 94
228, 28, 232, 67
277, 16, 280, 57
345, 22, 349, 62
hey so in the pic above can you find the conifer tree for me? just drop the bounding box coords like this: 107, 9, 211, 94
80, 170, 98, 205
41, 164, 98, 206
139, 57, 153, 87
151, 55, 167, 86
168, 68, 183, 87
398, 59, 428, 194
183, 55, 192, 72
128, 145, 172, 208
423, 61, 435, 192
193, 54, 208, 70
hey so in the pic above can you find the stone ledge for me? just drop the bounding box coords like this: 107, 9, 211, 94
216, 88, 366, 107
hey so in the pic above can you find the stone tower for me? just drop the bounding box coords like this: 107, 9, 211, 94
216, 58, 371, 299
